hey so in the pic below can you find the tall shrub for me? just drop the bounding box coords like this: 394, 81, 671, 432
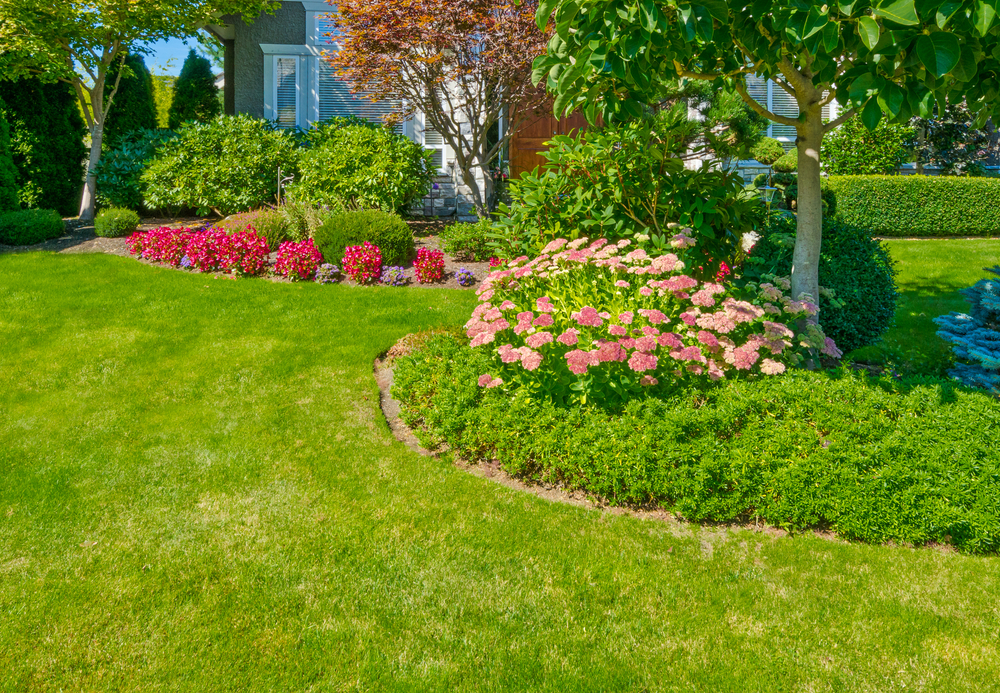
0, 79, 86, 216
102, 53, 157, 149
96, 128, 179, 211
168, 50, 221, 129
0, 100, 18, 213
822, 118, 913, 176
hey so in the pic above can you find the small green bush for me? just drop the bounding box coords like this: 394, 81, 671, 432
750, 137, 786, 166
94, 207, 140, 237
142, 114, 298, 216
773, 148, 797, 173
313, 210, 413, 265
217, 208, 292, 250
752, 172, 768, 188
439, 219, 493, 261
291, 120, 433, 213
393, 334, 1000, 554
0, 209, 64, 246
828, 175, 1000, 237
279, 195, 346, 242
744, 214, 897, 353
96, 128, 178, 211
822, 118, 913, 175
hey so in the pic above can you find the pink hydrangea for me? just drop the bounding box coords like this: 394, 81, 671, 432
628, 351, 658, 372
619, 311, 634, 324
484, 307, 503, 322
732, 344, 761, 370
478, 374, 503, 388
470, 331, 496, 348
675, 346, 706, 363
571, 306, 604, 327
697, 331, 719, 348
567, 237, 589, 250
763, 321, 795, 339
596, 340, 627, 363
520, 348, 543, 371
542, 238, 568, 253
635, 336, 658, 353
680, 312, 699, 326
723, 298, 765, 323
533, 313, 554, 327
650, 254, 679, 273
526, 331, 554, 348
658, 332, 683, 348
565, 349, 598, 374
615, 280, 631, 288
608, 325, 627, 337
641, 325, 661, 337
690, 290, 717, 307
497, 344, 521, 363
625, 248, 649, 263
640, 287, 654, 297
536, 297, 556, 313
822, 337, 843, 358
638, 309, 666, 324
707, 360, 725, 381
499, 300, 516, 311
760, 359, 786, 375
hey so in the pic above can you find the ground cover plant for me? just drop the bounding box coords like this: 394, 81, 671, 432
3, 252, 1000, 690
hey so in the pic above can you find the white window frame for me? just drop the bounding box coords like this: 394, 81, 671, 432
264, 54, 305, 128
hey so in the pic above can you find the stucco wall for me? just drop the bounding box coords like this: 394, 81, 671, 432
222, 2, 306, 118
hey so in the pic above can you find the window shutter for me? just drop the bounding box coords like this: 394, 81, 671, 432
770, 84, 798, 143
276, 57, 298, 128
317, 61, 400, 126
424, 126, 445, 169
745, 74, 768, 108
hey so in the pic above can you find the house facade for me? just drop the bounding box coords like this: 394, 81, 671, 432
206, 1, 485, 221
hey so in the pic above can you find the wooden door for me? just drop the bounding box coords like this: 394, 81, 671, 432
508, 107, 594, 178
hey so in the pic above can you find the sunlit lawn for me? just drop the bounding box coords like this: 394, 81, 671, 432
1, 252, 998, 691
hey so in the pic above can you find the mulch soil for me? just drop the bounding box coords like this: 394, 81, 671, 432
0, 216, 491, 291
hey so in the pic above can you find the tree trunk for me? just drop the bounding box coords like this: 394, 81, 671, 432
791, 105, 824, 306
78, 122, 103, 223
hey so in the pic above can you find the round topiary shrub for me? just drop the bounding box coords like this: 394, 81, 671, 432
745, 214, 898, 353
773, 148, 798, 173
751, 137, 786, 166
313, 210, 414, 266
0, 209, 64, 246
752, 172, 769, 189
95, 207, 141, 237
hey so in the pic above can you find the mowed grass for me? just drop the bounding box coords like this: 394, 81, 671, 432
851, 238, 1000, 373
1, 252, 999, 692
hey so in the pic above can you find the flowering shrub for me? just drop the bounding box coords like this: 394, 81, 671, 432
456, 268, 475, 287
127, 227, 198, 267
465, 233, 841, 405
183, 227, 230, 272
315, 263, 341, 284
413, 248, 445, 283
342, 242, 383, 284
489, 257, 507, 269
219, 230, 269, 276
381, 266, 408, 287
127, 225, 269, 277
275, 238, 323, 281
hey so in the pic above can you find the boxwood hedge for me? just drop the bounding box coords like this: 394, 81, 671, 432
393, 334, 1000, 554
828, 175, 1000, 237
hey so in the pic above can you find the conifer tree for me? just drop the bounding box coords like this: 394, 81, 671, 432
0, 98, 19, 213
168, 50, 221, 129
103, 53, 158, 149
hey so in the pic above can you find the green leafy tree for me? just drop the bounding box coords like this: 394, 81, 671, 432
0, 0, 277, 221
822, 118, 914, 174
168, 50, 221, 129
103, 53, 157, 150
533, 0, 1000, 306
0, 78, 87, 216
151, 74, 177, 129
0, 100, 18, 213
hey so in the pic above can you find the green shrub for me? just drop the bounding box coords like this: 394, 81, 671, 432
279, 197, 344, 242
142, 114, 297, 216
496, 118, 763, 275
822, 118, 913, 175
828, 175, 1000, 237
393, 333, 1000, 554
783, 179, 838, 216
291, 121, 433, 213
0, 78, 87, 216
313, 210, 413, 265
744, 214, 897, 353
96, 128, 178, 210
217, 208, 292, 250
103, 53, 157, 150
0, 209, 64, 246
750, 137, 786, 166
751, 172, 768, 188
0, 100, 18, 213
439, 219, 493, 261
773, 148, 797, 173
94, 207, 140, 237
168, 50, 221, 130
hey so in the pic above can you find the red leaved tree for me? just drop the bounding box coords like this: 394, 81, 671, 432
326, 0, 551, 217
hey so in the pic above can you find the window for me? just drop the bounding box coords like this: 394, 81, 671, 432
423, 125, 446, 171
316, 60, 401, 125
308, 10, 338, 47
745, 75, 837, 148
275, 57, 299, 128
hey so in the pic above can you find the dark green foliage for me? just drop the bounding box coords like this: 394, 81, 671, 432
784, 179, 838, 216
292, 119, 433, 213
773, 148, 797, 173
0, 79, 87, 216
828, 175, 1000, 237
751, 137, 786, 166
103, 53, 157, 150
752, 172, 768, 188
0, 102, 18, 213
822, 118, 914, 175
94, 207, 140, 237
439, 219, 493, 261
0, 209, 64, 246
142, 115, 297, 216
96, 128, 178, 211
745, 215, 898, 353
313, 210, 413, 265
912, 103, 998, 176
394, 334, 1000, 554
168, 50, 221, 130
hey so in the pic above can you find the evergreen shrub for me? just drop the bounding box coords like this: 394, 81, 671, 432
750, 137, 785, 166
828, 175, 1000, 236
773, 148, 797, 173
0, 102, 18, 213
95, 207, 140, 237
96, 128, 178, 210
168, 50, 221, 129
744, 214, 897, 353
313, 210, 413, 265
935, 266, 1000, 391
0, 209, 64, 246
822, 118, 913, 175
103, 54, 157, 149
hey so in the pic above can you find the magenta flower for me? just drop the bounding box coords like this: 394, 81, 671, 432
680, 311, 699, 326
608, 324, 627, 337
571, 306, 604, 327
628, 351, 658, 372
556, 329, 580, 346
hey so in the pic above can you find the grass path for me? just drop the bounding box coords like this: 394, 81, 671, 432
1, 252, 999, 691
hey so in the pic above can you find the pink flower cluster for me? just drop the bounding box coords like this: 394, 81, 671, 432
342, 242, 382, 284
275, 238, 323, 281
220, 230, 269, 276
413, 248, 445, 283
127, 227, 196, 266
466, 234, 838, 401
126, 226, 269, 276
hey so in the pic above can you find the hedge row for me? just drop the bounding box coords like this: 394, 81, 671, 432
828, 175, 1000, 237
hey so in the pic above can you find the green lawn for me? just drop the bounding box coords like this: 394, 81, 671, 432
1, 252, 999, 692
851, 239, 1000, 374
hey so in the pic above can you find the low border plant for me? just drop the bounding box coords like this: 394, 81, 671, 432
275, 238, 323, 281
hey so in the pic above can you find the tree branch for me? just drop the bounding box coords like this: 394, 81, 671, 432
732, 80, 800, 127
824, 108, 856, 133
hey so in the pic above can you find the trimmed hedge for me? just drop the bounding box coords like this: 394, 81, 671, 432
94, 207, 140, 237
313, 210, 414, 266
0, 209, 64, 246
828, 175, 1000, 237
393, 334, 1000, 554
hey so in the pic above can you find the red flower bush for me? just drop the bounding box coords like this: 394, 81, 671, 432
413, 248, 445, 283
184, 228, 230, 272
127, 227, 198, 267
342, 242, 383, 284
275, 238, 323, 281
219, 230, 269, 276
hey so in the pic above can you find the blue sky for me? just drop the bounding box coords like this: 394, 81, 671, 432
142, 36, 209, 76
